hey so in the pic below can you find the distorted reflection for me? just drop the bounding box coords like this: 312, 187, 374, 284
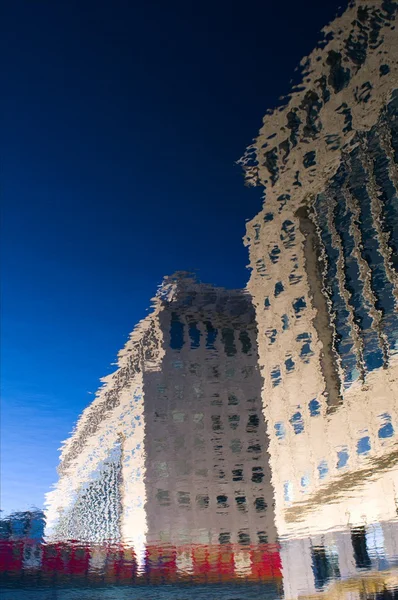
2, 0, 398, 598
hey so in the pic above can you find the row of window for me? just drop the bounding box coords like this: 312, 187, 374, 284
283, 419, 396, 502
155, 489, 268, 514
169, 362, 256, 381
275, 409, 395, 441
169, 314, 253, 356
152, 464, 266, 484
274, 399, 321, 439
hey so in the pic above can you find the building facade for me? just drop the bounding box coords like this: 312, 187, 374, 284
240, 0, 398, 542
45, 273, 277, 574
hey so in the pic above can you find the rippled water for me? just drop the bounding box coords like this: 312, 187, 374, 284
2, 0, 398, 598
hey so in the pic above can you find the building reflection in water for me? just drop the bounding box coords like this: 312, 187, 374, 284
1, 0, 398, 598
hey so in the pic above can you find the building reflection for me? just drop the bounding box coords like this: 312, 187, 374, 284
1, 1, 398, 598
44, 272, 279, 580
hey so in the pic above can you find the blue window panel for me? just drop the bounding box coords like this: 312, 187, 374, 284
283, 481, 293, 502
285, 357, 295, 372
357, 436, 371, 455
290, 412, 304, 435
301, 475, 310, 489
337, 450, 349, 469
318, 460, 329, 479
378, 422, 394, 439
274, 422, 286, 441
309, 399, 321, 417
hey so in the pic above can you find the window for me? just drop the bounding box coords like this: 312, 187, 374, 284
172, 411, 185, 423
290, 412, 304, 435
228, 393, 239, 405
257, 531, 268, 544
309, 399, 321, 416
239, 331, 252, 354
254, 497, 267, 512
221, 328, 236, 357
219, 532, 231, 545
217, 495, 229, 509
292, 296, 307, 318
238, 530, 251, 546
282, 314, 289, 330
283, 481, 293, 502
246, 414, 259, 433
156, 489, 171, 507
252, 466, 264, 483
177, 491, 191, 507
188, 321, 201, 349
193, 413, 204, 425
274, 281, 284, 297
211, 415, 222, 431
230, 439, 242, 453
232, 468, 243, 482
228, 415, 240, 430
285, 357, 295, 372
170, 313, 184, 350
301, 474, 310, 490
235, 496, 247, 512
378, 414, 394, 439
337, 449, 349, 469
205, 321, 218, 349
357, 436, 371, 455
271, 366, 282, 387
274, 422, 286, 440
247, 443, 262, 454
318, 460, 329, 479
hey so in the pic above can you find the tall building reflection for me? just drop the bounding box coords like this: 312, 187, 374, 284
3, 0, 397, 597
239, 0, 398, 597
45, 273, 278, 577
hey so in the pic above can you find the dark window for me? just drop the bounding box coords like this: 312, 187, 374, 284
217, 495, 229, 508
205, 321, 218, 349
188, 321, 201, 349
351, 527, 371, 570
252, 466, 264, 483
235, 496, 247, 512
170, 313, 184, 350
228, 394, 239, 405
285, 357, 295, 372
238, 531, 251, 545
246, 414, 259, 433
219, 532, 231, 545
292, 296, 307, 317
221, 328, 236, 357
247, 443, 262, 454
228, 414, 240, 429
232, 468, 243, 482
239, 331, 252, 354
258, 531, 268, 544
274, 281, 284, 297
311, 546, 337, 590
156, 489, 171, 507
211, 415, 222, 431
254, 497, 267, 512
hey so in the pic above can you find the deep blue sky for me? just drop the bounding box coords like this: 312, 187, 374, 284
2, 0, 342, 515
